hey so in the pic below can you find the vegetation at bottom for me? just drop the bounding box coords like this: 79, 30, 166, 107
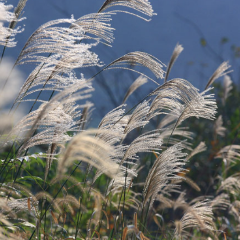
0, 0, 240, 239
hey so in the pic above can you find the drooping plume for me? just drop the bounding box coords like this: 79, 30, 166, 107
98, 0, 156, 21
143, 142, 187, 207
105, 51, 166, 84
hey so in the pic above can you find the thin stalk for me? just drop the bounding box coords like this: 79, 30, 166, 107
74, 197, 82, 239
120, 163, 128, 239
143, 199, 151, 234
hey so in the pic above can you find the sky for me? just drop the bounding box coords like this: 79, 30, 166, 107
3, 0, 240, 125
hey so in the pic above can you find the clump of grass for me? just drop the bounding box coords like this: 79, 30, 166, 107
0, 0, 239, 239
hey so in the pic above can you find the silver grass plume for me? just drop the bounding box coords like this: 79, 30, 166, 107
124, 100, 150, 134
143, 142, 187, 207
15, 14, 112, 66
11, 80, 94, 155
16, 66, 87, 102
92, 105, 129, 181
79, 104, 92, 130
107, 130, 163, 194
174, 199, 215, 239
215, 145, 240, 165
106, 169, 136, 195
98, 0, 156, 21
85, 105, 129, 182
205, 62, 231, 90
187, 141, 206, 160
222, 75, 232, 106
217, 174, 240, 196
13, 13, 114, 104
54, 195, 86, 214
157, 178, 183, 199
121, 130, 163, 164
160, 128, 193, 140
0, 1, 24, 47
172, 192, 188, 211
105, 51, 166, 84
98, 104, 128, 144
148, 79, 217, 130
57, 129, 122, 179
35, 191, 62, 213
5, 182, 34, 198
156, 194, 173, 209
183, 177, 200, 192
211, 194, 230, 211
164, 43, 184, 83
74, 12, 115, 46
229, 203, 240, 223
122, 75, 148, 103
214, 115, 226, 137
13, 100, 88, 153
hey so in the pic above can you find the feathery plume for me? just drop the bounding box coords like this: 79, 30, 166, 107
222, 75, 232, 106
148, 79, 217, 131
124, 100, 150, 134
0, 201, 17, 240
205, 62, 231, 90
121, 130, 162, 164
13, 100, 87, 154
57, 129, 122, 179
98, 104, 128, 144
143, 143, 187, 207
215, 145, 240, 164
11, 80, 94, 155
16, 67, 88, 103
183, 177, 201, 192
211, 194, 230, 211
187, 142, 206, 160
164, 43, 184, 83
105, 51, 166, 84
98, 0, 156, 21
74, 12, 115, 46
35, 191, 61, 213
16, 17, 103, 67
214, 115, 226, 137
217, 174, 240, 196
174, 199, 215, 239
122, 75, 148, 103
55, 195, 85, 214
172, 192, 189, 211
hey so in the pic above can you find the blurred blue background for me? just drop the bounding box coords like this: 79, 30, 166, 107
4, 0, 240, 125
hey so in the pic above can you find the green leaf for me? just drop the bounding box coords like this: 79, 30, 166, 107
18, 175, 44, 183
